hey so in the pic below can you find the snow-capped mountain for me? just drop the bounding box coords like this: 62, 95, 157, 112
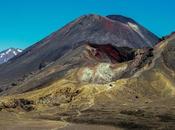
0, 48, 22, 64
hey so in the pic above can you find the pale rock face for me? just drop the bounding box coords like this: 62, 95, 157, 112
81, 68, 94, 82
79, 63, 128, 84
94, 63, 114, 83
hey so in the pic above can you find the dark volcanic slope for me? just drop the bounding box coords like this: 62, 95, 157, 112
3, 42, 138, 95
107, 15, 159, 47
0, 14, 159, 91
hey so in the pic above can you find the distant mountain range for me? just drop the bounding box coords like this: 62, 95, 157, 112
0, 48, 22, 64
0, 14, 175, 130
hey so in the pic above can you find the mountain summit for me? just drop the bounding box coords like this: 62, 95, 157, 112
0, 14, 159, 91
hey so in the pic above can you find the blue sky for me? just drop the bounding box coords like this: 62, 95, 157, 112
0, 0, 175, 51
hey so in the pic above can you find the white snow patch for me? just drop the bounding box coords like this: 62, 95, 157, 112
128, 22, 139, 31
128, 22, 144, 38
17, 49, 22, 52
13, 51, 17, 56
6, 49, 12, 54
128, 22, 153, 47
